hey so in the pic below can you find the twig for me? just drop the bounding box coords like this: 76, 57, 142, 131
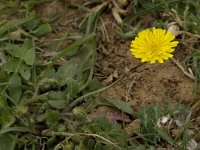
181, 31, 200, 39
191, 100, 200, 110
53, 132, 121, 149
112, 0, 127, 15
112, 7, 123, 24
18, 28, 40, 41
100, 17, 110, 42
171, 58, 195, 80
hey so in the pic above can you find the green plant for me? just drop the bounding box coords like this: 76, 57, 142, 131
0, 0, 199, 149
0, 9, 134, 149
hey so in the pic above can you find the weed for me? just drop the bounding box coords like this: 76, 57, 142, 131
0, 0, 199, 150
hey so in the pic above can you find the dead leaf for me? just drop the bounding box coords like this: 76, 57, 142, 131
125, 119, 141, 136
103, 74, 113, 84
116, 0, 128, 7
90, 106, 131, 124
168, 23, 180, 36
112, 7, 123, 24
103, 70, 118, 84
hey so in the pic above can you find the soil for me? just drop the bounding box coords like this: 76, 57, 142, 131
93, 16, 196, 111
36, 1, 198, 111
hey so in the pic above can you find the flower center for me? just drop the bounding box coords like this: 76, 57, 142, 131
149, 41, 162, 56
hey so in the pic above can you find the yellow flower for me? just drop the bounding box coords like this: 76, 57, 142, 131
130, 28, 179, 64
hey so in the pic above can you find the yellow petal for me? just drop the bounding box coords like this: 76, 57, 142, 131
130, 28, 178, 64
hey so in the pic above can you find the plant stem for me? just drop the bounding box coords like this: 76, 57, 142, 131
66, 62, 145, 111
53, 132, 121, 149
78, 36, 96, 92
192, 99, 200, 110
50, 33, 95, 63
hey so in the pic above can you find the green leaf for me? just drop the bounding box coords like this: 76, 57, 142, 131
83, 96, 112, 113
46, 91, 68, 109
66, 78, 79, 97
8, 74, 22, 104
11, 44, 24, 58
0, 134, 17, 150
47, 100, 66, 109
86, 12, 98, 34
9, 39, 35, 65
0, 127, 30, 135
36, 114, 45, 122
3, 58, 19, 73
23, 48, 35, 65
4, 56, 31, 80
23, 19, 39, 31
55, 33, 95, 60
0, 111, 15, 129
87, 139, 95, 150
61, 47, 79, 57
39, 67, 56, 79
0, 16, 35, 36
0, 95, 7, 108
0, 70, 7, 81
155, 127, 174, 145
108, 98, 134, 115
32, 23, 52, 37
45, 109, 60, 125
19, 62, 31, 80
55, 59, 78, 86
22, 39, 35, 65
47, 91, 65, 100
86, 79, 104, 92
94, 142, 104, 150
8, 73, 21, 86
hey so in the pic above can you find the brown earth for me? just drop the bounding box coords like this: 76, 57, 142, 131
93, 14, 196, 111
36, 1, 198, 111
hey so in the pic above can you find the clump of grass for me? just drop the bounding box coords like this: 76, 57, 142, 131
127, 101, 197, 149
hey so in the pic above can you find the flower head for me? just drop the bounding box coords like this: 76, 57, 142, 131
130, 28, 179, 64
